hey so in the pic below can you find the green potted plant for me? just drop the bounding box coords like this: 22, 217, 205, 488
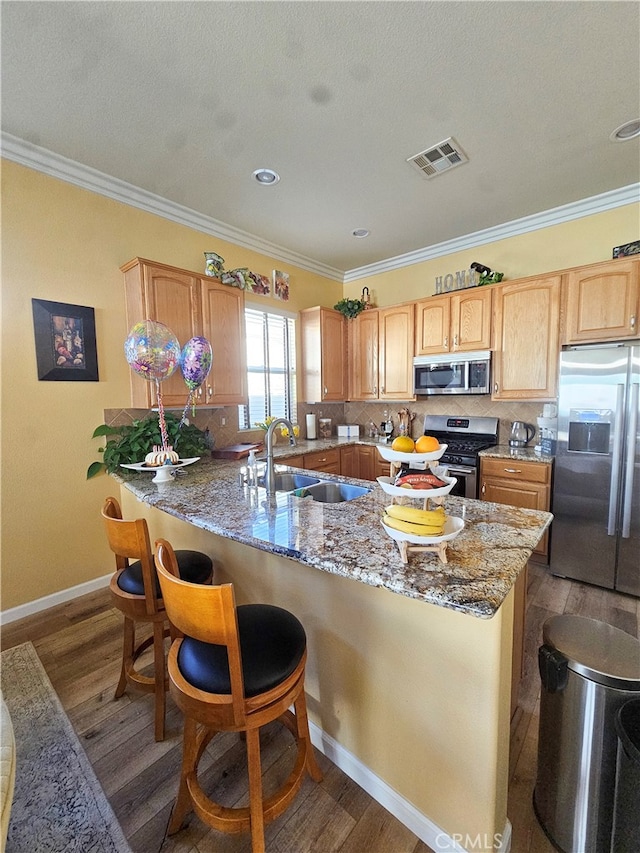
333, 298, 366, 319
87, 412, 210, 479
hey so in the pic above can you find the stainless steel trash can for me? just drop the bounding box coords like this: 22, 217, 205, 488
611, 698, 640, 851
533, 614, 640, 853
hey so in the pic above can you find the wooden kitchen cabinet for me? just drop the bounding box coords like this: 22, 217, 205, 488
300, 307, 347, 402
415, 288, 492, 355
491, 275, 561, 401
302, 448, 340, 474
200, 278, 247, 405
349, 309, 379, 400
122, 258, 247, 408
562, 258, 639, 343
339, 445, 359, 478
350, 304, 414, 401
379, 303, 415, 400
480, 456, 552, 558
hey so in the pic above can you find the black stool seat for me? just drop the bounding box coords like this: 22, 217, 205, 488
177, 604, 306, 697
117, 549, 213, 597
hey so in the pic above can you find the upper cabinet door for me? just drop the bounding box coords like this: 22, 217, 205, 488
379, 303, 415, 400
320, 308, 348, 400
451, 288, 492, 352
200, 279, 247, 405
563, 259, 639, 343
123, 260, 201, 408
349, 309, 379, 400
492, 276, 561, 401
415, 296, 451, 355
300, 307, 347, 402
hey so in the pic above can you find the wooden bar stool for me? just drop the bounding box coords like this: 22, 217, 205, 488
101, 496, 214, 741
154, 538, 323, 853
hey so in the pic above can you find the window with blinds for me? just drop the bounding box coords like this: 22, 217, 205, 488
238, 308, 297, 429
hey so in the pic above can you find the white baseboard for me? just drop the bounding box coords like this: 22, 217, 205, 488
1, 574, 112, 624
309, 721, 511, 853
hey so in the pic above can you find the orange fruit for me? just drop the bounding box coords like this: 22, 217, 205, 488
391, 436, 415, 453
415, 435, 440, 453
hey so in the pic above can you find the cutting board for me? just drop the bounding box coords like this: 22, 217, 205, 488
211, 442, 263, 460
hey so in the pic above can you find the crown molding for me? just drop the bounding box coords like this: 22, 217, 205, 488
3, 133, 637, 287
344, 183, 640, 282
1, 132, 344, 282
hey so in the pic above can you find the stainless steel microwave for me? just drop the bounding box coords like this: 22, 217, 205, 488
413, 350, 491, 396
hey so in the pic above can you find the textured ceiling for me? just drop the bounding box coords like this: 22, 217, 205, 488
2, 1, 639, 274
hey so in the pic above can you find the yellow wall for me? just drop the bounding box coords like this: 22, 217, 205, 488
0, 161, 341, 611
346, 204, 640, 306
2, 158, 638, 611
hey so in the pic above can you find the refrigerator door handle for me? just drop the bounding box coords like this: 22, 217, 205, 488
608, 384, 625, 536
621, 382, 638, 538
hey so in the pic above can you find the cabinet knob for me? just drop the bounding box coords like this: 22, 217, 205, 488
631, 314, 637, 329
504, 468, 522, 474
324, 386, 328, 395
207, 385, 213, 400
481, 483, 486, 495
444, 336, 448, 348
494, 382, 499, 393
453, 334, 458, 347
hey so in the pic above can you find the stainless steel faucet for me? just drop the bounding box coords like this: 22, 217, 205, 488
264, 418, 297, 493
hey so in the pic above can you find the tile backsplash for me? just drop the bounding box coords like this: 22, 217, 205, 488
105, 396, 547, 451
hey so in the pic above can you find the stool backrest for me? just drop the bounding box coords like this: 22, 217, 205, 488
101, 496, 159, 616
155, 538, 245, 721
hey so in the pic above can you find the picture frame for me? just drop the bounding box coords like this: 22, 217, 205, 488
32, 298, 99, 381
273, 269, 290, 301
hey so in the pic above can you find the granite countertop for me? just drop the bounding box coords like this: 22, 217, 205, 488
115, 446, 552, 620
479, 445, 554, 464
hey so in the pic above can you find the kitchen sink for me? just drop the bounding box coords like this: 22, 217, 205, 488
258, 472, 321, 492
301, 482, 371, 503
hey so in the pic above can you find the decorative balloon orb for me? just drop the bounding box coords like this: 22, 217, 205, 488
180, 336, 213, 391
124, 320, 180, 382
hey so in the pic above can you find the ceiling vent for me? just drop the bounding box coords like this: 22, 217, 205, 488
407, 137, 468, 179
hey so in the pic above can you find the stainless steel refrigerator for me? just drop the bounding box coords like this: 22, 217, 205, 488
550, 342, 640, 595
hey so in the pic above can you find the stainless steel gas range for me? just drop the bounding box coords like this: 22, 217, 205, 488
423, 415, 499, 498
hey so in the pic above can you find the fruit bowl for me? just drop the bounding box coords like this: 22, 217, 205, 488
381, 515, 464, 545
376, 443, 447, 464
376, 472, 457, 500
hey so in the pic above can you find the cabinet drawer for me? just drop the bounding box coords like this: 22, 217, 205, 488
480, 457, 551, 485
280, 454, 306, 468
304, 448, 340, 471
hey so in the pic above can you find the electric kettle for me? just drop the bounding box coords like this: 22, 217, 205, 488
509, 421, 535, 447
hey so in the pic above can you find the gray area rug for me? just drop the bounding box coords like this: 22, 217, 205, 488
1, 641, 132, 853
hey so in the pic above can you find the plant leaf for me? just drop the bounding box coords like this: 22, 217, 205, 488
86, 461, 106, 480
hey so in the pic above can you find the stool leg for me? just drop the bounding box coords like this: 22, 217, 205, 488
153, 621, 166, 742
167, 715, 198, 835
116, 617, 135, 698
246, 727, 266, 853
294, 690, 323, 783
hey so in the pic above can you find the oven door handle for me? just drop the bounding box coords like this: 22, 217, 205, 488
442, 464, 476, 475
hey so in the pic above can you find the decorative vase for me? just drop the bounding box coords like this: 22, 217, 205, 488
204, 252, 224, 277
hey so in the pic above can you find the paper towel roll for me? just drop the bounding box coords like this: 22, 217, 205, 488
306, 413, 317, 440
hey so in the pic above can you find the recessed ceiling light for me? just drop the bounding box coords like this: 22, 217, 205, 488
352, 229, 370, 238
252, 168, 280, 185
610, 119, 640, 141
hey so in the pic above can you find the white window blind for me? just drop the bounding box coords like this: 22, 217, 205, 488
239, 308, 297, 429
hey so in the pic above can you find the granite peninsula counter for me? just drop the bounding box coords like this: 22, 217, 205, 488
115, 451, 551, 620
114, 448, 551, 852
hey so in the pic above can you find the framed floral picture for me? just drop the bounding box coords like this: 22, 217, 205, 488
32, 298, 99, 381
273, 270, 290, 301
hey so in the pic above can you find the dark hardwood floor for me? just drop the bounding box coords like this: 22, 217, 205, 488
2, 563, 638, 853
